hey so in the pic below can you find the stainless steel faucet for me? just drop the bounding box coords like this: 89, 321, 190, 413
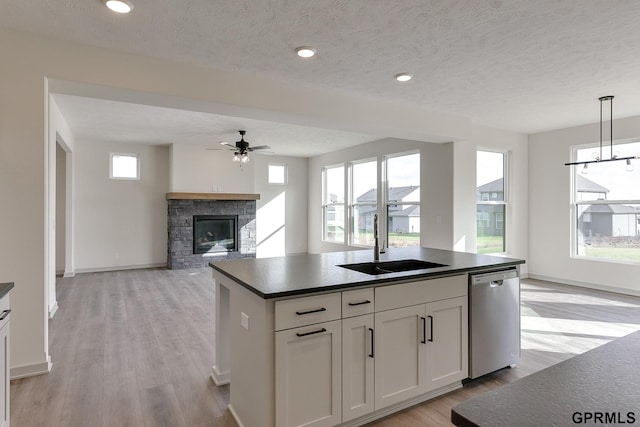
373, 213, 380, 262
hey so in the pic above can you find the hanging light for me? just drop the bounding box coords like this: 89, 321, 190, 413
581, 163, 589, 174
233, 152, 240, 162
565, 96, 638, 169
240, 152, 250, 163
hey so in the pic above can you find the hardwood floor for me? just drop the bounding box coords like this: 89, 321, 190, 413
10, 271, 640, 426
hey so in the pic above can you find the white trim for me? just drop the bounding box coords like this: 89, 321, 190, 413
11, 356, 53, 380
227, 405, 246, 427
73, 263, 166, 274
527, 273, 640, 297
210, 365, 230, 386
48, 301, 58, 319
63, 271, 75, 278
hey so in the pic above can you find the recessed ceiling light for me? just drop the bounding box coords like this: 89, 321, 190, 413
394, 73, 413, 82
295, 47, 316, 58
104, 0, 134, 14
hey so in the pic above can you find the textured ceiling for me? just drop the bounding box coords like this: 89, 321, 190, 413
52, 94, 379, 157
3, 0, 640, 154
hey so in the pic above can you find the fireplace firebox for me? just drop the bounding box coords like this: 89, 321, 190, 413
193, 215, 238, 254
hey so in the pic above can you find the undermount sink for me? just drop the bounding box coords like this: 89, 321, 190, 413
338, 259, 448, 275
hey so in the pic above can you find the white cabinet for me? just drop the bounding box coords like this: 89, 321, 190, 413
275, 319, 342, 427
425, 296, 468, 390
342, 313, 374, 422
374, 305, 426, 409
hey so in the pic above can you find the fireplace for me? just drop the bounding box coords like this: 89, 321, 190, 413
193, 215, 238, 254
166, 195, 257, 269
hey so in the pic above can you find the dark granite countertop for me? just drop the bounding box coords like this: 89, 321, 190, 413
210, 247, 524, 299
0, 282, 14, 300
451, 329, 640, 427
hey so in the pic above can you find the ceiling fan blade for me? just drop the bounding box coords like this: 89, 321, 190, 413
248, 145, 271, 151
220, 141, 237, 148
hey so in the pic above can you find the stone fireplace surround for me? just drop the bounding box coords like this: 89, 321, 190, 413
167, 193, 258, 269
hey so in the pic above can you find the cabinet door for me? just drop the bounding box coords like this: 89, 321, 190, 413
275, 320, 342, 427
374, 305, 426, 410
342, 314, 374, 422
0, 320, 8, 427
425, 296, 468, 391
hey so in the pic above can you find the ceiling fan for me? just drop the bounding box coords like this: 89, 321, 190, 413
218, 130, 271, 163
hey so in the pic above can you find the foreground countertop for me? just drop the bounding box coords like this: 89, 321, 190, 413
210, 247, 524, 299
0, 282, 14, 300
451, 328, 640, 427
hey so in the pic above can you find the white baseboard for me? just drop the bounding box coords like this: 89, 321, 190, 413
527, 273, 640, 297
211, 365, 230, 385
74, 263, 166, 274
48, 301, 58, 319
63, 271, 75, 278
227, 405, 245, 427
11, 356, 53, 380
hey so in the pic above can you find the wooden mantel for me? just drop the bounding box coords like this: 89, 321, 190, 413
166, 192, 260, 201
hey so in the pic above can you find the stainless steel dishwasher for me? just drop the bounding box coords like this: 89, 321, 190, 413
468, 268, 520, 379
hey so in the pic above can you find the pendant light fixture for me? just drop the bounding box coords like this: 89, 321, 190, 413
565, 96, 638, 169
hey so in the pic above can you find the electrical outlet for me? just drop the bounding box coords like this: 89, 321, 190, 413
241, 312, 249, 330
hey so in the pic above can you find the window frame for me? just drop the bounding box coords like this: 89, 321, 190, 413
384, 150, 421, 248
109, 152, 140, 180
571, 140, 640, 264
322, 164, 346, 243
476, 149, 508, 254
268, 163, 287, 185
349, 158, 378, 247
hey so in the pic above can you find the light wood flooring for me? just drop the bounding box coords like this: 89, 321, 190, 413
10, 270, 640, 426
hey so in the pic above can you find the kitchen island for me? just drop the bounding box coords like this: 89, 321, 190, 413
210, 247, 524, 427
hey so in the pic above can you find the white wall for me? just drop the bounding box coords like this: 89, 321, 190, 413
308, 138, 454, 254
529, 115, 640, 294
254, 155, 308, 257
73, 141, 169, 271
170, 144, 255, 193
0, 25, 483, 377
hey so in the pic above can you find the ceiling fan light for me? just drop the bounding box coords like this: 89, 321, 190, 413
104, 0, 134, 13
233, 152, 240, 162
295, 47, 316, 58
241, 153, 250, 163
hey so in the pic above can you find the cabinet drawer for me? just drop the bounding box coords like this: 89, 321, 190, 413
375, 275, 467, 312
342, 288, 374, 318
275, 293, 341, 331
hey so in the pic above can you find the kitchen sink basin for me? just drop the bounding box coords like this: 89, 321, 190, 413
338, 259, 448, 275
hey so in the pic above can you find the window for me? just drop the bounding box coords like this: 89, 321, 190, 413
321, 151, 421, 249
386, 152, 420, 247
573, 140, 640, 263
476, 150, 506, 254
350, 160, 377, 246
268, 164, 287, 184
110, 153, 139, 180
322, 165, 345, 242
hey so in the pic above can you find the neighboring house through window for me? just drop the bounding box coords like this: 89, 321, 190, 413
321, 151, 420, 248
476, 150, 507, 254
572, 140, 640, 263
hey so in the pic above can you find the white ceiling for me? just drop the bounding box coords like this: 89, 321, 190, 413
3, 0, 640, 156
